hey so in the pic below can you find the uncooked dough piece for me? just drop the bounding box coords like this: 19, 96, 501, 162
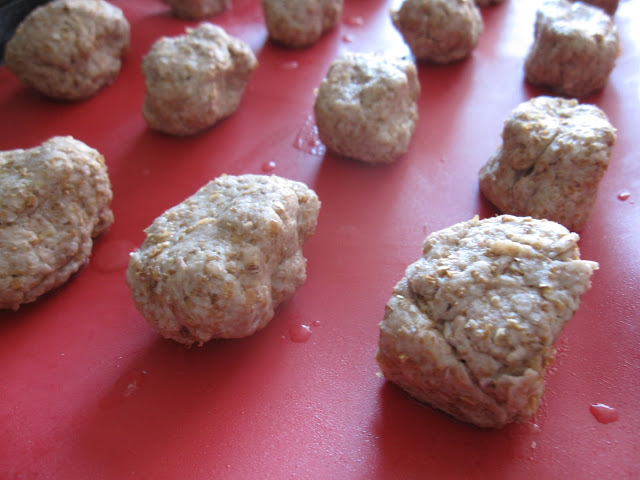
142, 23, 258, 136
377, 215, 598, 428
391, 0, 483, 64
126, 174, 320, 345
4, 0, 130, 100
0, 136, 114, 310
313, 52, 420, 164
524, 0, 619, 97
261, 0, 343, 48
479, 96, 616, 232
164, 0, 231, 19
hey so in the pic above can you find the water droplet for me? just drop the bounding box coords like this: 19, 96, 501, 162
590, 403, 619, 424
289, 324, 312, 343
342, 34, 354, 43
312, 320, 321, 327
92, 239, 137, 273
293, 115, 326, 156
345, 15, 364, 26
261, 160, 276, 173
282, 61, 299, 70
618, 191, 631, 201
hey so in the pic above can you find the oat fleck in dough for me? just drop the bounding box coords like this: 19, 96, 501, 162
0, 137, 114, 310
4, 0, 130, 101
392, 0, 483, 64
261, 0, 343, 48
142, 23, 258, 136
524, 0, 619, 98
126, 174, 320, 345
314, 52, 420, 164
377, 215, 598, 429
163, 0, 231, 20
479, 96, 616, 232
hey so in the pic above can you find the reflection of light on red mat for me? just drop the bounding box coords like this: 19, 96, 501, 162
293, 115, 326, 156
590, 403, 619, 424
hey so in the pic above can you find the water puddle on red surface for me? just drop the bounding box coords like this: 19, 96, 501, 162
293, 115, 326, 156
617, 191, 631, 201
590, 403, 619, 424
261, 160, 276, 173
92, 239, 137, 273
289, 324, 312, 343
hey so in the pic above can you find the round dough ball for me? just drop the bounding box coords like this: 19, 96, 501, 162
479, 96, 616, 232
0, 136, 114, 310
313, 52, 420, 164
261, 0, 343, 48
391, 0, 483, 64
5, 0, 130, 100
524, 0, 619, 97
377, 215, 598, 428
142, 23, 258, 136
126, 174, 320, 345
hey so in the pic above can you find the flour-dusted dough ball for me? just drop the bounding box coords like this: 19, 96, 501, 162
524, 0, 619, 98
391, 0, 483, 64
126, 174, 320, 345
377, 215, 598, 428
0, 137, 114, 310
142, 23, 258, 136
570, 0, 618, 16
261, 0, 343, 48
4, 0, 130, 100
164, 0, 231, 20
479, 96, 615, 232
313, 52, 420, 164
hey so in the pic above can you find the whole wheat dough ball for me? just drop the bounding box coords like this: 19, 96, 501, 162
261, 0, 343, 48
142, 23, 258, 136
524, 0, 619, 97
0, 136, 114, 310
377, 215, 598, 428
5, 0, 130, 100
163, 0, 231, 19
392, 0, 483, 64
126, 174, 320, 345
313, 52, 420, 164
479, 96, 616, 232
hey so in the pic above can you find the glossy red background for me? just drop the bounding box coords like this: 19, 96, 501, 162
1, 0, 639, 478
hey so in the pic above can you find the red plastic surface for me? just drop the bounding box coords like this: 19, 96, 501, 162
1, 0, 639, 478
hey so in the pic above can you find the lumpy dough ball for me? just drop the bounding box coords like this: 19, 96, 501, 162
524, 0, 619, 98
376, 215, 598, 428
126, 174, 321, 345
142, 23, 258, 136
479, 96, 616, 232
261, 0, 342, 48
313, 52, 420, 164
0, 137, 114, 310
164, 0, 231, 20
4, 0, 130, 100
570, 0, 618, 16
391, 0, 483, 64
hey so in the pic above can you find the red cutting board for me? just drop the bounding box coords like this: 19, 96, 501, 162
1, 0, 638, 478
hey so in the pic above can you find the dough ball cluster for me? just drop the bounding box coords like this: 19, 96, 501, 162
479, 96, 616, 232
524, 0, 619, 97
142, 23, 258, 136
126, 174, 320, 346
377, 215, 598, 428
314, 52, 420, 164
392, 0, 483, 64
0, 137, 114, 310
5, 0, 130, 101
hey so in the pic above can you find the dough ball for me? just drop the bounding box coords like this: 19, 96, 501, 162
391, 0, 483, 64
164, 0, 231, 20
142, 23, 258, 136
126, 174, 320, 345
524, 0, 619, 97
0, 136, 114, 310
377, 215, 598, 428
261, 0, 343, 48
313, 52, 420, 164
5, 0, 130, 100
479, 96, 616, 232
